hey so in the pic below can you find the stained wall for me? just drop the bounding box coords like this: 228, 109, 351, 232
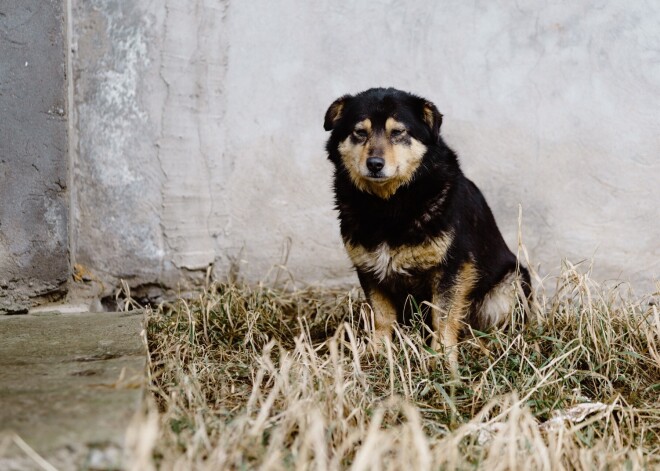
0, 1, 69, 313
69, 1, 660, 298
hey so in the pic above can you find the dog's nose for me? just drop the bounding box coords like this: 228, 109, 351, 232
366, 157, 385, 173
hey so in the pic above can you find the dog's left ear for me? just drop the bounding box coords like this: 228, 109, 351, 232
324, 95, 350, 131
421, 100, 443, 143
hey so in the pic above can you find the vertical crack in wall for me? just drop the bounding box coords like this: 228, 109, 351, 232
157, 0, 230, 271
155, 1, 174, 267
194, 1, 216, 258
66, 0, 76, 281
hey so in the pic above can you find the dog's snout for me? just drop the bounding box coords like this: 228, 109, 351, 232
366, 157, 385, 173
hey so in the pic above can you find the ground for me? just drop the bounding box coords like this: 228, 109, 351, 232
134, 262, 660, 470
0, 310, 145, 470
1, 262, 657, 469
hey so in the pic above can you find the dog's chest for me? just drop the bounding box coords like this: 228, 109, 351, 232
345, 232, 453, 283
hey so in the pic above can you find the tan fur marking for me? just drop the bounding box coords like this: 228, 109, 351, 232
345, 232, 454, 283
363, 179, 405, 200
354, 119, 371, 133
368, 290, 397, 343
430, 262, 479, 370
422, 103, 436, 130
393, 137, 427, 186
385, 117, 406, 133
338, 119, 427, 200
333, 102, 344, 122
338, 134, 370, 191
325, 100, 345, 130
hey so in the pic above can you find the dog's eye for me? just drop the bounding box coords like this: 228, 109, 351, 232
353, 129, 368, 139
390, 129, 406, 138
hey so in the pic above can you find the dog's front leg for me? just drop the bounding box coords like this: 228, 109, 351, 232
357, 272, 397, 351
430, 296, 461, 373
367, 290, 397, 347
430, 262, 478, 373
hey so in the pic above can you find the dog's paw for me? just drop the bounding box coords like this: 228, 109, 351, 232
366, 339, 382, 357
366, 337, 387, 357
428, 341, 460, 378
366, 330, 393, 357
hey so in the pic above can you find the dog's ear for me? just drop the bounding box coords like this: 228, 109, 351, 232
324, 95, 350, 131
421, 100, 443, 143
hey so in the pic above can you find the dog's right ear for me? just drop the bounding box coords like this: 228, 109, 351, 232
324, 95, 350, 131
421, 100, 443, 143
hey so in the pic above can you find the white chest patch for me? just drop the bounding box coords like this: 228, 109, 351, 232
350, 243, 407, 282
345, 233, 453, 283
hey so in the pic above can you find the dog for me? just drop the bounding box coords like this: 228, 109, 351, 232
324, 87, 532, 368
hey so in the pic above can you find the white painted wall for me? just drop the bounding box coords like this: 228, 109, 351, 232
73, 1, 660, 296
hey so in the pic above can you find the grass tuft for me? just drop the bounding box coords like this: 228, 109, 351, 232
131, 263, 660, 470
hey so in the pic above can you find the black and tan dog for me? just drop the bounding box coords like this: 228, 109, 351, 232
324, 87, 531, 367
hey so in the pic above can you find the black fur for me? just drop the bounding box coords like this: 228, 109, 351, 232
325, 88, 531, 331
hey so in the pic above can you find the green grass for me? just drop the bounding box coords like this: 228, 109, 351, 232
129, 262, 660, 470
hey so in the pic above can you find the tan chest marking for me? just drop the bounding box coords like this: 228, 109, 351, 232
345, 231, 454, 282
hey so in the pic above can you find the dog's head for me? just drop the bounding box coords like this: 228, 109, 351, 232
324, 88, 443, 199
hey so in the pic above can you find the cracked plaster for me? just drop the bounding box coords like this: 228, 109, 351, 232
70, 1, 660, 297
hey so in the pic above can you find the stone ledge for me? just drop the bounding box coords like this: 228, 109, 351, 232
0, 310, 146, 470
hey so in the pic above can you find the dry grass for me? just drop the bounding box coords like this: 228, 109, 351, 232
129, 262, 660, 470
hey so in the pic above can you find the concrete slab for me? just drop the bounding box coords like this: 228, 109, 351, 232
0, 310, 146, 470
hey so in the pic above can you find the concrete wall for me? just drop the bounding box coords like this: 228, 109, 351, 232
0, 1, 69, 313
70, 0, 660, 298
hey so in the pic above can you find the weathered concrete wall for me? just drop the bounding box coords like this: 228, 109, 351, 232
0, 1, 69, 313
71, 1, 660, 297
69, 1, 168, 303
